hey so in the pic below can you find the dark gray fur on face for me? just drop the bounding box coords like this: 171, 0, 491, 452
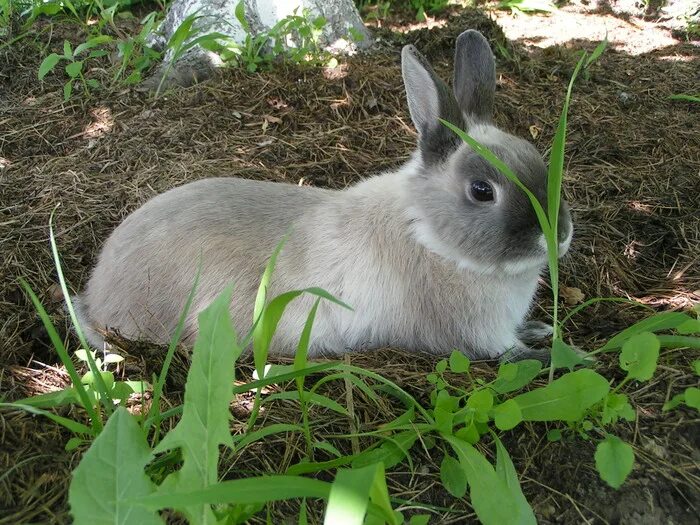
403, 31, 571, 273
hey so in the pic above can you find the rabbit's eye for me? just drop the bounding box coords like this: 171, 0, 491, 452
470, 180, 494, 202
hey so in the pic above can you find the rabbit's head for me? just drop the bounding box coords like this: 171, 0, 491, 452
402, 30, 573, 276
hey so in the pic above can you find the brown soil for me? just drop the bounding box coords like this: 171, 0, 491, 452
1, 3, 699, 524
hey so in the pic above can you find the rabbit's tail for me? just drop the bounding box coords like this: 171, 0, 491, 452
68, 295, 104, 350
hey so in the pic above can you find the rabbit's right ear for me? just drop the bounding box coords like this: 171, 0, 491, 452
402, 45, 464, 164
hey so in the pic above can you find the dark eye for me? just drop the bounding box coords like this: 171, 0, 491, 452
470, 180, 494, 202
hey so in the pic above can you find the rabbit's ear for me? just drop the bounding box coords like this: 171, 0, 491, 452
402, 45, 464, 163
453, 30, 496, 122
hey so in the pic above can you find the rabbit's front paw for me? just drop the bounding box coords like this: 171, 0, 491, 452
517, 320, 553, 345
499, 341, 550, 364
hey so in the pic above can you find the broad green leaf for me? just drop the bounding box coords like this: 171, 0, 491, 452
493, 399, 522, 431
74, 35, 112, 56
69, 407, 161, 524
594, 435, 634, 489
513, 369, 609, 422
154, 286, 240, 524
685, 387, 700, 409
619, 332, 660, 381
74, 349, 93, 362
467, 389, 493, 411
601, 393, 635, 424
601, 312, 692, 351
167, 14, 199, 52
493, 435, 536, 525
440, 454, 467, 498
234, 0, 250, 32
491, 360, 542, 394
65, 60, 83, 78
434, 389, 457, 433
103, 353, 124, 364
131, 476, 331, 509
546, 429, 562, 442
693, 360, 700, 375
676, 319, 700, 335
65, 437, 83, 451
662, 392, 685, 412
63, 40, 73, 58
455, 421, 481, 444
449, 351, 470, 373
443, 435, 519, 525
409, 516, 431, 525
551, 338, 587, 371
63, 81, 73, 101
324, 463, 398, 525
435, 359, 447, 373
38, 53, 60, 79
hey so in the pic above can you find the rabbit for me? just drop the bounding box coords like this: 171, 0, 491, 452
73, 30, 573, 362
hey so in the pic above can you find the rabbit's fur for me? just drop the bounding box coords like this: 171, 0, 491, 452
74, 30, 573, 361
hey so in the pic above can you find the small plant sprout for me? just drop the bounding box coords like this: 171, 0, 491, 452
38, 35, 113, 100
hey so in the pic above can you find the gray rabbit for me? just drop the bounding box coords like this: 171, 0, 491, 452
74, 30, 573, 361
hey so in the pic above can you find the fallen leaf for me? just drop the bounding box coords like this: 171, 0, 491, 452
48, 283, 64, 303
529, 125, 541, 139
560, 286, 585, 306
263, 114, 283, 124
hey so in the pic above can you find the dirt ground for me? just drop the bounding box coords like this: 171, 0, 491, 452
1, 1, 699, 523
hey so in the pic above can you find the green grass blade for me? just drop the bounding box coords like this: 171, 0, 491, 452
655, 335, 700, 349
669, 94, 700, 103
147, 262, 202, 437
49, 210, 114, 415
18, 278, 100, 431
584, 35, 608, 68
440, 119, 551, 239
263, 391, 349, 416
560, 297, 650, 327
335, 364, 435, 424
599, 311, 693, 351
130, 476, 331, 509
233, 423, 304, 450
143, 362, 340, 429
15, 387, 79, 409
493, 434, 536, 524
0, 403, 92, 435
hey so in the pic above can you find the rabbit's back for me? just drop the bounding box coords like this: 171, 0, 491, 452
78, 177, 332, 346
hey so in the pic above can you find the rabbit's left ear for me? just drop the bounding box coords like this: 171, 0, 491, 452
453, 30, 496, 122
402, 44, 464, 164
